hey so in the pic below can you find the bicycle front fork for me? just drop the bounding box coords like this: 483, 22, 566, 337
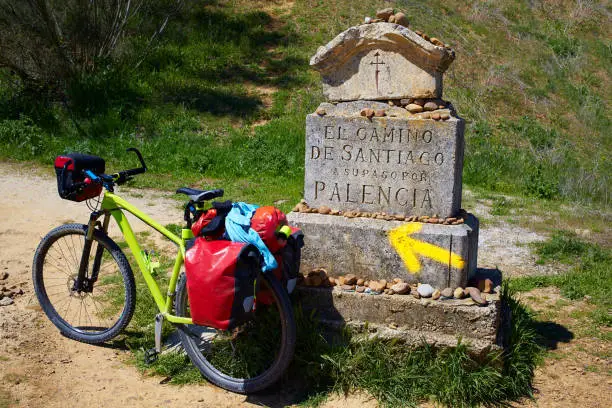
73, 211, 110, 293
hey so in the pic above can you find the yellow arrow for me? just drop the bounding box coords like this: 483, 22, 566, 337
388, 223, 465, 274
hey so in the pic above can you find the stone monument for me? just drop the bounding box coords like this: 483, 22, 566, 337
287, 13, 501, 352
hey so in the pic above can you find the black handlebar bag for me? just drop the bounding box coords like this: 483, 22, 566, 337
54, 153, 105, 202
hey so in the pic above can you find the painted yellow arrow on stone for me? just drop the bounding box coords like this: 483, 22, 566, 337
388, 223, 465, 274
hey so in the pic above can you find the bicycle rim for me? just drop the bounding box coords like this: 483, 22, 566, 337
176, 273, 293, 391
36, 228, 129, 337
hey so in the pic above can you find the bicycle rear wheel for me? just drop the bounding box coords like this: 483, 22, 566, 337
32, 223, 136, 344
175, 272, 296, 393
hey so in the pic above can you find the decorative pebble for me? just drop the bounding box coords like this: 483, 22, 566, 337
432, 289, 441, 300
413, 98, 425, 106
432, 113, 441, 121
328, 277, 336, 286
360, 108, 375, 118
440, 113, 450, 120
423, 101, 437, 111
356, 286, 365, 293
421, 112, 431, 119
315, 107, 326, 116
0, 297, 14, 306
441, 287, 453, 298
430, 37, 444, 47
466, 287, 487, 305
391, 282, 410, 294
387, 289, 395, 295
374, 109, 386, 117
341, 284, 356, 291
484, 279, 493, 293
357, 278, 365, 286
453, 287, 465, 299
406, 103, 423, 113
318, 206, 331, 214
364, 16, 372, 24
388, 14, 396, 23
368, 281, 386, 293
344, 274, 357, 285
376, 8, 394, 20
394, 12, 409, 27
417, 283, 434, 298
412, 290, 421, 299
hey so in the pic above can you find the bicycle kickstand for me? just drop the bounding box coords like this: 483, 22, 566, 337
144, 314, 164, 365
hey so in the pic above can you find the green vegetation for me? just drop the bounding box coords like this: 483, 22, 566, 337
0, 0, 609, 211
511, 231, 611, 331
119, 279, 542, 407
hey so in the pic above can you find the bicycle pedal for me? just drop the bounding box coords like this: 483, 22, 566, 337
144, 348, 158, 365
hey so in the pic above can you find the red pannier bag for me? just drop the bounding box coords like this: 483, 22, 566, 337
184, 238, 261, 330
54, 153, 105, 202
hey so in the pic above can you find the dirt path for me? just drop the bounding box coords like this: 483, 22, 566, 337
0, 161, 609, 407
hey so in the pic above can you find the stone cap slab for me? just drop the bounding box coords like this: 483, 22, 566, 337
310, 23, 455, 101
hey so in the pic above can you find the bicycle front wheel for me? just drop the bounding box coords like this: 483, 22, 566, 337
32, 223, 136, 344
175, 271, 296, 393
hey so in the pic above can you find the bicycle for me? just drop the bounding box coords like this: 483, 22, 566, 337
32, 148, 296, 393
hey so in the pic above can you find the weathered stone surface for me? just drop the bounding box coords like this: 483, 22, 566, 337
296, 286, 502, 354
310, 23, 455, 101
286, 212, 479, 288
304, 101, 464, 217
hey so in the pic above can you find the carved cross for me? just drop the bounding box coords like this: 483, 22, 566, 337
370, 51, 385, 93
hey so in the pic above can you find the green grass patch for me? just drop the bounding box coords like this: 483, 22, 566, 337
112, 268, 541, 407
511, 231, 612, 329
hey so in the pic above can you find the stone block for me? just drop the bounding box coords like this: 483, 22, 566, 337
310, 23, 455, 101
296, 286, 502, 354
286, 212, 479, 289
304, 101, 465, 217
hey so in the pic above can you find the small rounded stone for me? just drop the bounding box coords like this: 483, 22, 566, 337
376, 8, 394, 20
432, 289, 441, 300
315, 107, 326, 116
406, 103, 424, 113
430, 37, 444, 47
454, 287, 465, 299
417, 283, 434, 298
388, 14, 396, 23
344, 274, 357, 285
374, 109, 386, 117
441, 287, 453, 298
356, 286, 366, 293
318, 206, 331, 214
364, 16, 372, 24
441, 113, 450, 120
394, 12, 409, 27
432, 113, 441, 121
423, 101, 438, 111
391, 282, 410, 294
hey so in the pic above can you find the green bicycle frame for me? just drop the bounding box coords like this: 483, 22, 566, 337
100, 191, 193, 325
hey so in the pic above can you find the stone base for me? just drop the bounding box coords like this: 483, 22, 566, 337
297, 286, 502, 355
287, 212, 479, 289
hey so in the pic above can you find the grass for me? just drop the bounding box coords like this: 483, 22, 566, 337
108, 246, 542, 408
0, 0, 609, 211
510, 231, 612, 331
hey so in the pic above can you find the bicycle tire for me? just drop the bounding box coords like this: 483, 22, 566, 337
32, 223, 136, 344
175, 271, 296, 393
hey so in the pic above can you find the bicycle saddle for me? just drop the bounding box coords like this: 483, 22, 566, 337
176, 187, 224, 202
